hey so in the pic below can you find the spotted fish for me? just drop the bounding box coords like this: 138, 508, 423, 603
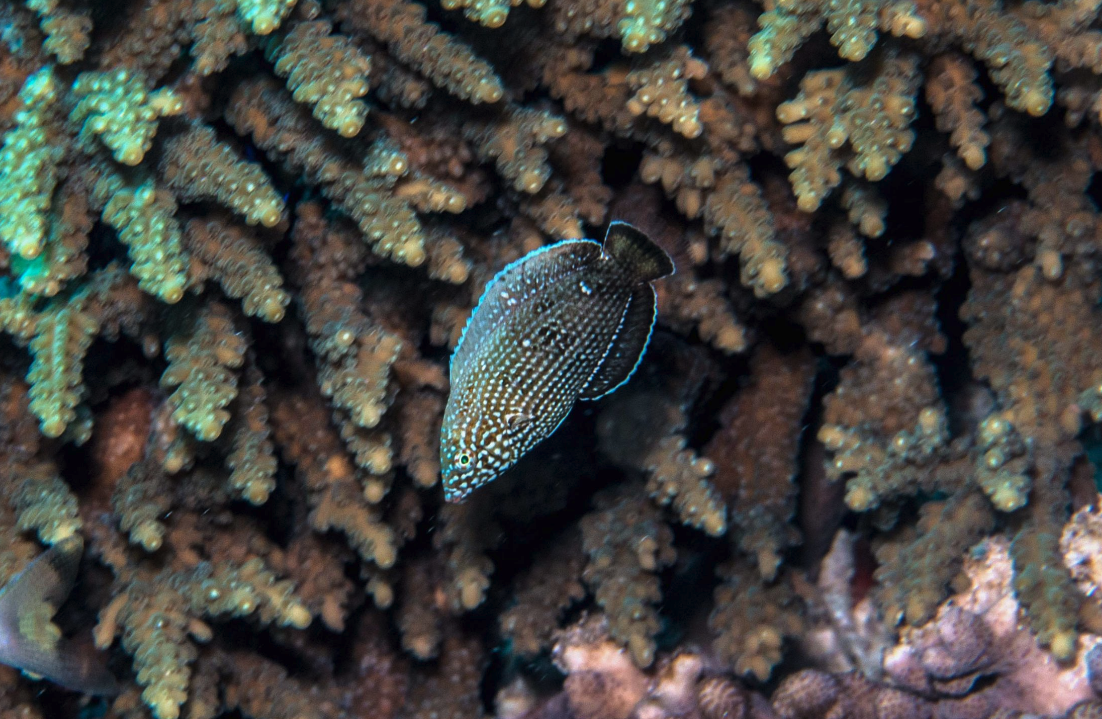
441, 221, 674, 502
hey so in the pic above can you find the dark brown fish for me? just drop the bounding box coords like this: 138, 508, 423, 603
0, 536, 118, 695
441, 222, 674, 502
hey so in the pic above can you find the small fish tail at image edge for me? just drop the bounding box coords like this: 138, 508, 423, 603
0, 537, 119, 696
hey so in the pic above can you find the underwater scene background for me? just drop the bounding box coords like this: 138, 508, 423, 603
2, 0, 1102, 716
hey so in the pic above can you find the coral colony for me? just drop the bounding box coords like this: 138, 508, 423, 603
1, 0, 1102, 717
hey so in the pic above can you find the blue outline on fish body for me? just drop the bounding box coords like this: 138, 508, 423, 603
441, 222, 675, 502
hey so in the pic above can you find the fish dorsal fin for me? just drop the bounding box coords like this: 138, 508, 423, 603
603, 222, 675, 282
0, 537, 118, 695
579, 284, 657, 400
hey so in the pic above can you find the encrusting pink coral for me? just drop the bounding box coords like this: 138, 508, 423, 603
884, 536, 1100, 716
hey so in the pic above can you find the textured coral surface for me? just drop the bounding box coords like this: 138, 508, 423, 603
3, 0, 1102, 717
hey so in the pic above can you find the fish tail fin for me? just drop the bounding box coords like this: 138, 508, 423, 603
0, 537, 118, 696
603, 221, 675, 281
0, 537, 81, 637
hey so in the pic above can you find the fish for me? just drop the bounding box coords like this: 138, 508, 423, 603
0, 536, 118, 695
441, 221, 675, 502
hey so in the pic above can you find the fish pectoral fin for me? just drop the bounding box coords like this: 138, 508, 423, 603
579, 284, 657, 401
505, 411, 534, 428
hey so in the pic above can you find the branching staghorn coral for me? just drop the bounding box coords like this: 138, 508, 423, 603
91, 168, 189, 304
233, 0, 298, 35
112, 458, 171, 551
818, 333, 949, 512
69, 69, 182, 166
269, 389, 398, 574
462, 105, 566, 195
656, 272, 748, 353
643, 434, 725, 536
777, 53, 919, 212
270, 19, 372, 138
183, 216, 290, 323
160, 301, 246, 442
393, 388, 443, 488
924, 0, 1054, 117
597, 375, 727, 538
434, 498, 499, 613
545, 0, 692, 54
749, 0, 1054, 118
1012, 501, 1084, 662
91, 512, 312, 719
612, 184, 749, 352
580, 488, 676, 668
287, 202, 402, 478
962, 259, 1102, 654
0, 374, 80, 544
0, 67, 64, 263
707, 343, 815, 580
225, 362, 279, 505
641, 152, 788, 295
3, 0, 1102, 717
395, 555, 445, 659
925, 53, 989, 171
335, 0, 504, 104
6, 460, 82, 545
625, 46, 707, 139
710, 556, 805, 681
401, 628, 487, 719
160, 125, 286, 228
747, 0, 926, 79
25, 0, 92, 65
26, 289, 98, 438
226, 77, 465, 268
499, 528, 586, 657
440, 0, 542, 30
873, 489, 994, 627
10, 172, 95, 298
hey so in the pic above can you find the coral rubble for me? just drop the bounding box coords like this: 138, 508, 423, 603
2, 0, 1102, 716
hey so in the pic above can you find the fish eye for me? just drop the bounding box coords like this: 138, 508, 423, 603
459, 454, 470, 466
